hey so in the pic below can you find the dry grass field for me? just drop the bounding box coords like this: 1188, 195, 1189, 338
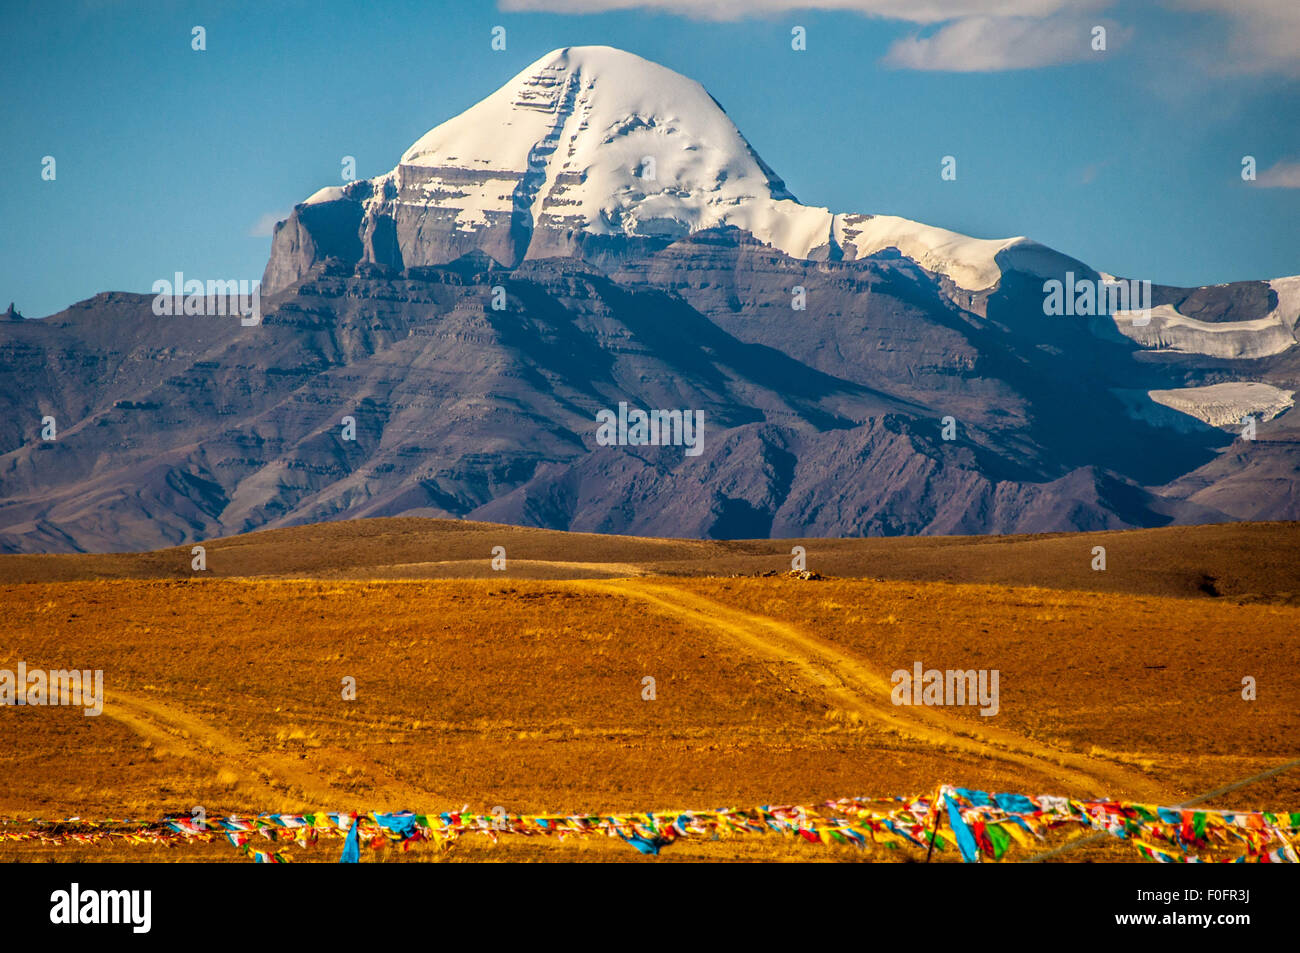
1, 519, 1297, 862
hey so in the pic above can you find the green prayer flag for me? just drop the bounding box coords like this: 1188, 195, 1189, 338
986, 822, 1012, 860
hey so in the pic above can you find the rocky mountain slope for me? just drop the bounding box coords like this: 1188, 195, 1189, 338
1, 47, 1296, 553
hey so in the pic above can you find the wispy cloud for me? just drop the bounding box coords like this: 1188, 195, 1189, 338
1254, 160, 1300, 189
500, 0, 1299, 75
883, 16, 1129, 71
248, 210, 291, 238
1167, 0, 1300, 77
499, 1, 1079, 25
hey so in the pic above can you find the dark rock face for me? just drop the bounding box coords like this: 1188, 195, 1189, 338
7, 226, 1291, 554
1151, 280, 1277, 324
262, 184, 681, 295
263, 200, 366, 295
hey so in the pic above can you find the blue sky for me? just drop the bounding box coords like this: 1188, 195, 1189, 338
3, 0, 1298, 317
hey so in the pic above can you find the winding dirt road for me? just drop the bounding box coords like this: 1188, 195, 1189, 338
571, 579, 1171, 802
99, 690, 378, 808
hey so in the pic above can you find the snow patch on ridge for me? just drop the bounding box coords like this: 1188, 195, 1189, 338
304, 185, 347, 205
834, 214, 1028, 291
1147, 382, 1294, 427
1112, 275, 1300, 359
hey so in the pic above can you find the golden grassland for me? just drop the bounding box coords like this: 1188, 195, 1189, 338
6, 518, 1299, 605
1, 559, 1297, 862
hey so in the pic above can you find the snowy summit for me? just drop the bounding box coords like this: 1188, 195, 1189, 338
270, 46, 1043, 294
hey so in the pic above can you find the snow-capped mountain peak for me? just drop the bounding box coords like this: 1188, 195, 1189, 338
398, 46, 798, 231
268, 46, 1043, 294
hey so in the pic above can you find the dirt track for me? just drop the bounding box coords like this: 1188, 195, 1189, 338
573, 580, 1170, 801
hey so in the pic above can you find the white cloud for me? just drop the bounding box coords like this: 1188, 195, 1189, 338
248, 210, 292, 238
882, 16, 1128, 71
499, 1, 1085, 26
1167, 0, 1300, 76
500, 0, 1298, 75
1254, 160, 1300, 189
